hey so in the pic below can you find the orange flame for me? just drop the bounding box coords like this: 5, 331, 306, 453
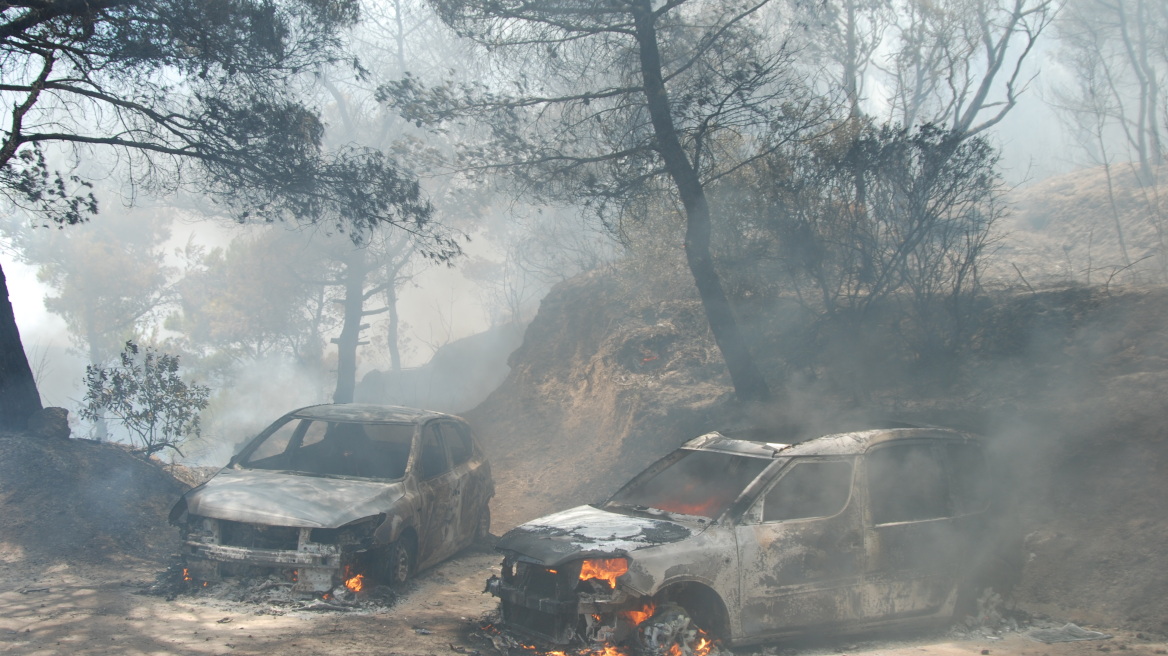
345, 573, 364, 592
579, 558, 628, 587
342, 564, 364, 592
621, 600, 656, 626
480, 602, 719, 656
182, 568, 192, 582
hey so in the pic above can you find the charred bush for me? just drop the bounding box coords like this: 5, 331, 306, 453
711, 122, 1005, 376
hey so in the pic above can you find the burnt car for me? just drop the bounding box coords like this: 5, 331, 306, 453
487, 427, 1009, 650
170, 403, 493, 592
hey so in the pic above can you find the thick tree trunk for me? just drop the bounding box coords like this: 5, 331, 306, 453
333, 247, 368, 404
632, 1, 773, 405
0, 261, 43, 429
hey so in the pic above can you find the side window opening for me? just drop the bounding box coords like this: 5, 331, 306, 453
360, 423, 415, 479
867, 443, 951, 524
763, 460, 853, 522
420, 425, 451, 480
442, 423, 474, 467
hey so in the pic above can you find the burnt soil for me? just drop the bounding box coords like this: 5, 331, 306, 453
0, 432, 185, 569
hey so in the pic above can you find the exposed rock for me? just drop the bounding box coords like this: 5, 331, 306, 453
28, 406, 70, 439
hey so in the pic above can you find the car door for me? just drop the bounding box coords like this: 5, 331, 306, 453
438, 421, 488, 548
860, 440, 961, 620
735, 457, 864, 639
415, 422, 460, 568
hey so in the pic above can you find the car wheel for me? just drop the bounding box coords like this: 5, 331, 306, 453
385, 539, 414, 586
639, 603, 695, 656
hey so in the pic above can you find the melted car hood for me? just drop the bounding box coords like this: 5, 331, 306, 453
496, 505, 695, 566
183, 468, 404, 528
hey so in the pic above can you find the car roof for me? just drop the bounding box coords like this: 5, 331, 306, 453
682, 426, 977, 458
287, 403, 460, 424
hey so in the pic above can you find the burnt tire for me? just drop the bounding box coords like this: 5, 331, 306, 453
384, 538, 414, 586
638, 604, 694, 656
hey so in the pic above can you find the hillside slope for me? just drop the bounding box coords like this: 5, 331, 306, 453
0, 431, 188, 570
467, 272, 1168, 633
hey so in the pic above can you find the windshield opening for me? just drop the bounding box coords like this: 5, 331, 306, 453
241, 419, 415, 479
605, 449, 772, 519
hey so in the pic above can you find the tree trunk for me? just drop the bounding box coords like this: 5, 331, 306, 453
333, 247, 368, 404
632, 1, 773, 405
85, 317, 110, 441
0, 261, 43, 429
385, 283, 402, 372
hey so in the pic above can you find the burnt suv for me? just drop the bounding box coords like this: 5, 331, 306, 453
487, 427, 1009, 649
170, 403, 494, 592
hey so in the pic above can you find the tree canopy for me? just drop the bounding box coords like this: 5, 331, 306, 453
384, 0, 824, 404
0, 0, 445, 429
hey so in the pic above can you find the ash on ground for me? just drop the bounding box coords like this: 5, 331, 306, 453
140, 563, 403, 614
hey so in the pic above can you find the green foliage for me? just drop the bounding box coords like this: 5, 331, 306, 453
166, 229, 334, 375
0, 144, 98, 227
0, 210, 177, 364
81, 341, 211, 458
1, 0, 444, 248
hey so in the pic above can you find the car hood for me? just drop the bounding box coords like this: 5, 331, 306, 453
496, 504, 697, 567
183, 468, 405, 528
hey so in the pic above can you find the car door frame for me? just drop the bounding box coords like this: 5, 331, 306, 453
733, 455, 866, 641
414, 420, 461, 569
437, 420, 491, 549
858, 437, 965, 622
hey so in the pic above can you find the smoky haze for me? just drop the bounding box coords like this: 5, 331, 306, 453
0, 5, 1165, 626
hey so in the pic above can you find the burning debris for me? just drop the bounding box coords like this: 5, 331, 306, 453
471, 607, 725, 656
142, 562, 402, 612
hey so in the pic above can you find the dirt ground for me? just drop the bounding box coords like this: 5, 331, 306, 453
0, 546, 500, 655
1, 545, 1164, 656
1, 429, 1160, 656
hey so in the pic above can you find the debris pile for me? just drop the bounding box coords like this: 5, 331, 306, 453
139, 564, 401, 614
468, 606, 725, 656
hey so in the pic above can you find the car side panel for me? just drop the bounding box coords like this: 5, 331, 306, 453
733, 462, 865, 640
